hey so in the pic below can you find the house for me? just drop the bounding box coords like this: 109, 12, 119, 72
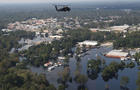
89, 28, 98, 32
58, 56, 66, 60
98, 29, 111, 32
89, 28, 111, 32
49, 35, 63, 39
56, 29, 63, 34
44, 62, 53, 67
101, 42, 113, 46
110, 24, 129, 33
105, 50, 128, 58
2, 29, 12, 32
78, 40, 98, 47
43, 30, 49, 33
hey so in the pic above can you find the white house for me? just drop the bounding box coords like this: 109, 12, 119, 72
49, 35, 63, 39
78, 40, 98, 47
110, 24, 129, 32
105, 50, 128, 58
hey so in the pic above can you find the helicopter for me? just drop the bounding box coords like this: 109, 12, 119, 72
54, 5, 71, 12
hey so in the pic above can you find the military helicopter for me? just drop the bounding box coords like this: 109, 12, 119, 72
54, 5, 71, 12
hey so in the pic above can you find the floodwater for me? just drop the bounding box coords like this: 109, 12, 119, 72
18, 36, 53, 51
30, 46, 139, 90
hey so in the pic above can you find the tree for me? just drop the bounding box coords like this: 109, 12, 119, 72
87, 59, 101, 73
46, 84, 56, 90
74, 61, 82, 82
63, 56, 69, 66
113, 31, 140, 49
58, 67, 70, 86
76, 74, 88, 86
102, 59, 106, 66
101, 61, 120, 81
58, 84, 65, 90
76, 74, 88, 90
105, 84, 109, 90
126, 62, 135, 68
120, 76, 129, 88
136, 72, 140, 90
87, 59, 101, 80
76, 47, 81, 55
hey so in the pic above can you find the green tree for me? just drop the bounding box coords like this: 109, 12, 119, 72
120, 76, 129, 87
58, 84, 65, 90
76, 74, 88, 87
136, 72, 140, 90
105, 84, 109, 90
101, 61, 120, 81
46, 84, 56, 90
58, 67, 70, 86
126, 62, 135, 68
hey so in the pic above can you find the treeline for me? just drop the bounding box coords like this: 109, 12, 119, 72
114, 31, 140, 49
9, 31, 35, 40
67, 28, 121, 43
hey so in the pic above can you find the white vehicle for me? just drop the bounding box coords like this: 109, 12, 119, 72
48, 66, 55, 71
58, 62, 62, 66
131, 58, 135, 61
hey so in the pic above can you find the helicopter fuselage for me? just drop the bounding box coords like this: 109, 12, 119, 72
55, 5, 71, 12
